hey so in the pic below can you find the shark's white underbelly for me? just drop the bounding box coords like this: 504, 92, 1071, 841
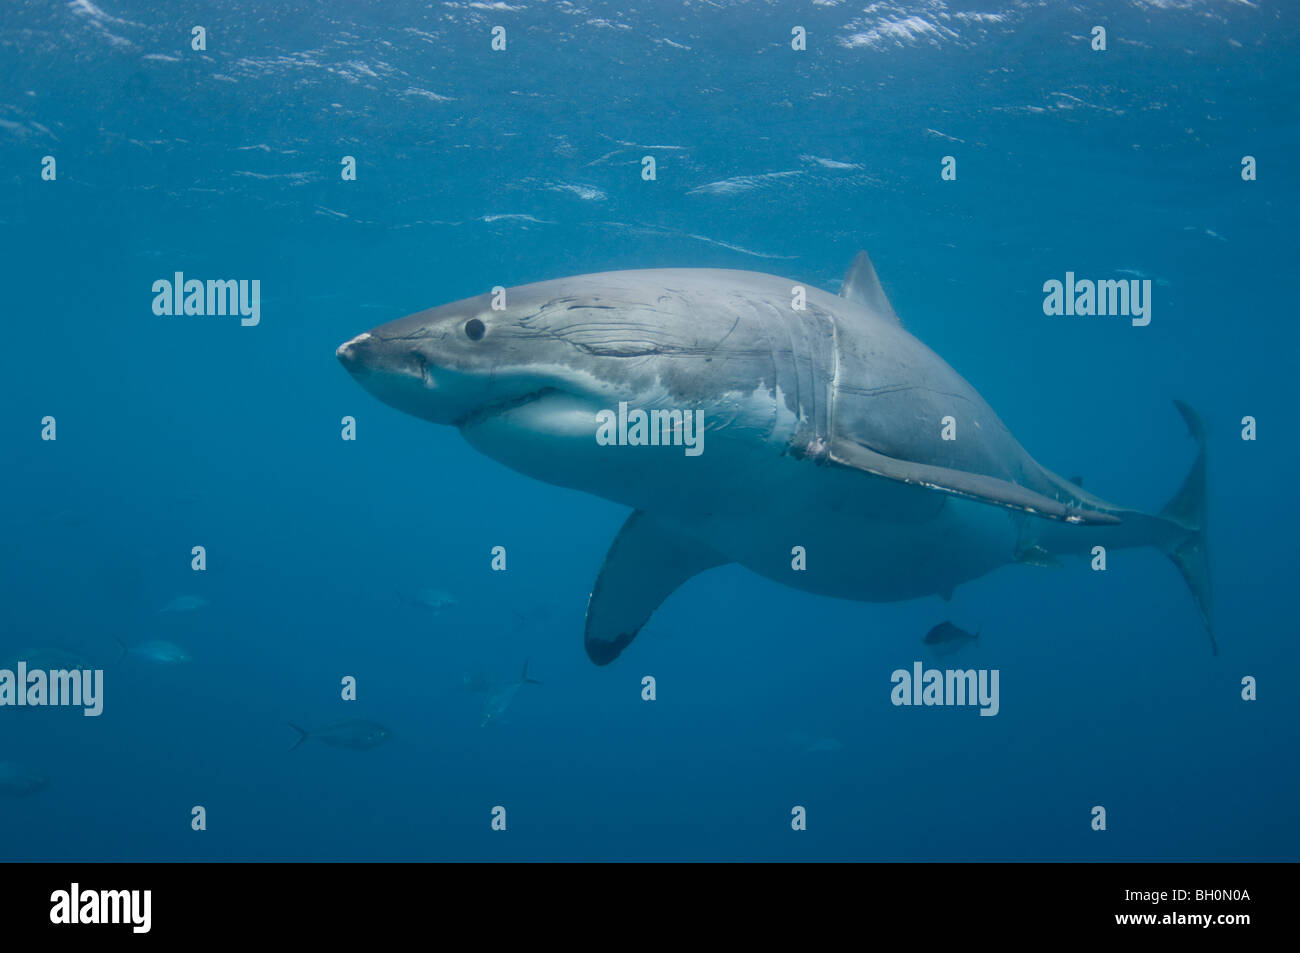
464, 393, 1038, 602
650, 441, 1022, 602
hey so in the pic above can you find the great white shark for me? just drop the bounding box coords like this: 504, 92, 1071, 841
337, 253, 1213, 663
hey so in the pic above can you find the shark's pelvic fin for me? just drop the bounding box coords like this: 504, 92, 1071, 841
839, 250, 902, 327
826, 438, 1121, 526
585, 510, 730, 665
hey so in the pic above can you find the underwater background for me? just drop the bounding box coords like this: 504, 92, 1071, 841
1, 0, 1296, 861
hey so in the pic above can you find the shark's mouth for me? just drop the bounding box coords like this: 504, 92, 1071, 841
454, 386, 565, 430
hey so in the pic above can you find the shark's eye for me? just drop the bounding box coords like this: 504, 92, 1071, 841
465, 318, 486, 341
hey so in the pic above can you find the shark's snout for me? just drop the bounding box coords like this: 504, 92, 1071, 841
337, 291, 607, 430
336, 332, 374, 375
336, 325, 469, 424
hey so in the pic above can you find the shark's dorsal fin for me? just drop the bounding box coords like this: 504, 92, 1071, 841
585, 511, 730, 665
840, 250, 901, 326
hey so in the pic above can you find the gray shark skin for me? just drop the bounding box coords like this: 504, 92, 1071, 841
338, 252, 1212, 664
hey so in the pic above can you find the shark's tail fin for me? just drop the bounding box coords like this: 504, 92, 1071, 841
1159, 400, 1215, 655
521, 658, 543, 686
288, 723, 310, 752
112, 636, 129, 667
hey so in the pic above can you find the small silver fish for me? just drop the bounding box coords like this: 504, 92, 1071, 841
481, 659, 542, 727
0, 762, 49, 796
118, 639, 190, 665
3, 646, 90, 672
923, 621, 981, 656
1015, 542, 1063, 569
158, 595, 209, 614
289, 719, 392, 751
399, 587, 458, 613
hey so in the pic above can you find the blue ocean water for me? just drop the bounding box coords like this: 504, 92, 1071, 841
1, 0, 1296, 861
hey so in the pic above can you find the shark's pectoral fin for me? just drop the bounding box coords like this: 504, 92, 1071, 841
826, 439, 1120, 526
585, 511, 730, 665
